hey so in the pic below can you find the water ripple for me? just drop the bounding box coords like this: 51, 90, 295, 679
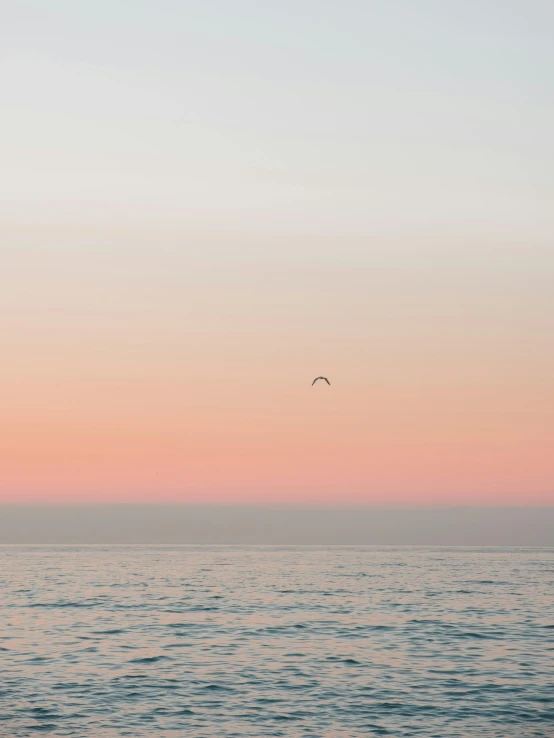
1, 545, 553, 737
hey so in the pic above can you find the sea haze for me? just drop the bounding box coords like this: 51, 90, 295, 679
1, 545, 553, 737
1, 505, 554, 546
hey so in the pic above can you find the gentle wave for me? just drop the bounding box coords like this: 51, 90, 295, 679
1, 545, 553, 737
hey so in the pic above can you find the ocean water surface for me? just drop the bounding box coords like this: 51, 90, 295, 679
1, 545, 553, 737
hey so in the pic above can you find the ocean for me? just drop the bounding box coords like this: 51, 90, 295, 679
1, 545, 553, 737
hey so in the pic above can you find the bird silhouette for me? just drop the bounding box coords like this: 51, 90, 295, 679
312, 376, 331, 386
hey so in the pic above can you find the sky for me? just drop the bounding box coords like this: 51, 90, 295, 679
2, 506, 554, 546
1, 1, 553, 505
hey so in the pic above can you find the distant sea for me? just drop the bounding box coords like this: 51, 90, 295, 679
1, 546, 553, 737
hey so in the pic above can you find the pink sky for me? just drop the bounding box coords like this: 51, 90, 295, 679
1, 231, 553, 505
2, 2, 554, 505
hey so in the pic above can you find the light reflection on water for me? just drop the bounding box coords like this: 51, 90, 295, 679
1, 545, 553, 737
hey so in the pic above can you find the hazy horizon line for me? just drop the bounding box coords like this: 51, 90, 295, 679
2, 504, 553, 546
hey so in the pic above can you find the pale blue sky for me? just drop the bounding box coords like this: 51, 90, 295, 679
2, 1, 554, 238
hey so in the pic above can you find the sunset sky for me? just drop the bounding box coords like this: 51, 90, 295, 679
2, 1, 553, 504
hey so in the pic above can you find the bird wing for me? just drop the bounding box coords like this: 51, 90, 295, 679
312, 377, 330, 386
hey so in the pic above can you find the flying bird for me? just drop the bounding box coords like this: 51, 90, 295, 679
312, 376, 331, 386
